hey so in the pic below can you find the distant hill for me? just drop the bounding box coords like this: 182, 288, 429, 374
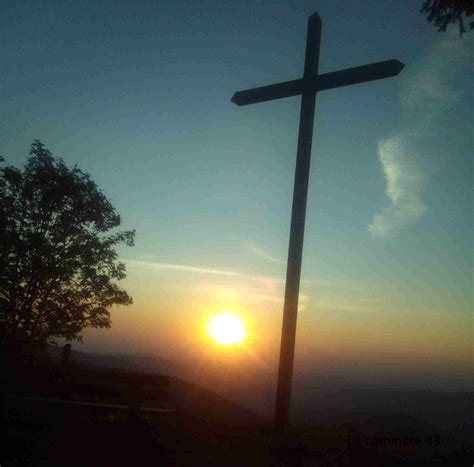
47, 346, 474, 435
47, 345, 172, 374
46, 345, 268, 428
292, 387, 473, 434
6, 357, 271, 467
47, 345, 277, 415
8, 348, 472, 466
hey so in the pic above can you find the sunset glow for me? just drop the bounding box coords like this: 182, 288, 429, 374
207, 312, 247, 346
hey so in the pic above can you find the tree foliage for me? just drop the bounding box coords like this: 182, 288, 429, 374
0, 140, 135, 350
421, 0, 474, 35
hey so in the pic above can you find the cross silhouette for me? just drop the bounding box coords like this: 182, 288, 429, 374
231, 10, 404, 439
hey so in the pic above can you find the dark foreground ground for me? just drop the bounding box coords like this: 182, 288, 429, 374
2, 361, 473, 466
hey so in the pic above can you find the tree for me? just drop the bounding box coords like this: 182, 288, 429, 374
421, 0, 474, 35
0, 140, 135, 354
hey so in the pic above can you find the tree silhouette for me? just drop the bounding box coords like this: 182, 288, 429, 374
421, 0, 474, 35
0, 140, 135, 354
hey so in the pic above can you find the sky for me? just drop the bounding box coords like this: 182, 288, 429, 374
1, 0, 472, 391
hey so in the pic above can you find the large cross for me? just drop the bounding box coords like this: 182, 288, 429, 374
231, 11, 404, 436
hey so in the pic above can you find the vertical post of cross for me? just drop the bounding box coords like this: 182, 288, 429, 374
274, 11, 321, 439
231, 10, 403, 462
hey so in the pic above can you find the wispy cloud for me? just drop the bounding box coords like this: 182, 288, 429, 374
247, 290, 309, 310
126, 258, 284, 283
125, 259, 240, 276
369, 31, 472, 239
243, 240, 286, 264
298, 293, 310, 312
127, 258, 311, 310
368, 136, 427, 238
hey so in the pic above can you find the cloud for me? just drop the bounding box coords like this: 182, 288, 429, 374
298, 293, 310, 312
125, 259, 240, 277
126, 258, 285, 284
127, 258, 311, 310
248, 290, 309, 311
400, 32, 471, 123
243, 240, 286, 264
368, 136, 427, 238
369, 31, 472, 239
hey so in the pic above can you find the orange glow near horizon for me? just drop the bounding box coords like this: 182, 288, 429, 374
207, 311, 247, 346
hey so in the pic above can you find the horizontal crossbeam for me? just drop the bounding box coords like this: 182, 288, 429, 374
231, 59, 404, 106
231, 78, 303, 106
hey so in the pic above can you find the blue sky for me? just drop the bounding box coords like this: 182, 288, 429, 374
1, 0, 472, 385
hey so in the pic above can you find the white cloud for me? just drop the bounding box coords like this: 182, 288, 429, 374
125, 259, 240, 277
128, 257, 287, 282
298, 293, 310, 312
126, 258, 311, 310
368, 136, 427, 238
247, 291, 309, 311
369, 31, 473, 239
242, 240, 286, 264
400, 32, 471, 121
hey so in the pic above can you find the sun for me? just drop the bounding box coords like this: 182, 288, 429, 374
207, 312, 247, 346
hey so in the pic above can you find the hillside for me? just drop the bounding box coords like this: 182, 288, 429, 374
6, 354, 474, 467
5, 347, 469, 466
